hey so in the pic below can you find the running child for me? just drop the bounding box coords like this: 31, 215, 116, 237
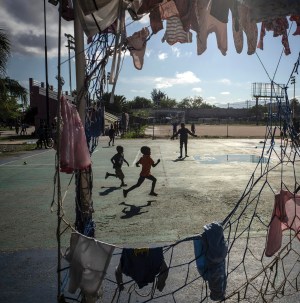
105, 145, 129, 187
123, 146, 160, 198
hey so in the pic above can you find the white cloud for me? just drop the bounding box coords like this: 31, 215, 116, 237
131, 89, 146, 93
154, 71, 200, 89
192, 87, 203, 93
219, 78, 231, 85
171, 46, 181, 58
221, 91, 230, 95
145, 49, 152, 57
158, 52, 168, 60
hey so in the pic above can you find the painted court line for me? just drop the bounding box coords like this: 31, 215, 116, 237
132, 150, 140, 167
0, 150, 52, 166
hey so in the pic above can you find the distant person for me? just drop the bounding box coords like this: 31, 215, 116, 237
171, 123, 197, 158
20, 123, 27, 136
123, 146, 160, 198
105, 145, 129, 187
36, 123, 47, 149
172, 122, 178, 139
191, 123, 196, 135
108, 124, 116, 146
15, 121, 20, 135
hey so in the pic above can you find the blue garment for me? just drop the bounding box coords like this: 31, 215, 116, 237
193, 222, 228, 301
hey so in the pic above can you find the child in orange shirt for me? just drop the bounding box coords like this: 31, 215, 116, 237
123, 146, 160, 198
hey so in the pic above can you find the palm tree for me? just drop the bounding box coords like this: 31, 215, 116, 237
0, 28, 10, 77
0, 29, 27, 122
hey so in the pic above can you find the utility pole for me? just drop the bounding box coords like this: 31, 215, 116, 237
43, 0, 50, 127
64, 33, 75, 94
291, 76, 296, 119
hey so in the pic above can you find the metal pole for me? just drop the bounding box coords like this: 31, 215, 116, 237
43, 0, 50, 126
74, 0, 86, 123
227, 103, 229, 138
68, 39, 72, 93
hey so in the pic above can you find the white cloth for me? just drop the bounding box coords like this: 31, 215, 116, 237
65, 233, 115, 296
77, 0, 120, 38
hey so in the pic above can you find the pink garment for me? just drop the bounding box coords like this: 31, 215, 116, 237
162, 16, 192, 45
265, 190, 300, 257
195, 0, 227, 56
137, 0, 164, 34
127, 27, 150, 70
257, 17, 291, 55
232, 3, 258, 55
60, 96, 91, 174
159, 0, 179, 20
173, 0, 198, 32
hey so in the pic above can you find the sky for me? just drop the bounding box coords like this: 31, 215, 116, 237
1, 0, 300, 108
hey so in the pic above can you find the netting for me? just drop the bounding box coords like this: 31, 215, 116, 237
52, 9, 300, 303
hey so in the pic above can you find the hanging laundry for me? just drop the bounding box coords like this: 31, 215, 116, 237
173, 0, 198, 32
210, 0, 232, 24
127, 0, 144, 21
126, 27, 150, 70
115, 247, 169, 291
237, 0, 300, 23
193, 222, 227, 301
257, 17, 291, 55
65, 232, 115, 296
162, 16, 192, 45
195, 0, 227, 56
77, 0, 120, 39
137, 0, 164, 34
61, 0, 74, 21
159, 0, 179, 20
265, 189, 300, 257
232, 2, 258, 55
60, 96, 91, 173
290, 15, 300, 36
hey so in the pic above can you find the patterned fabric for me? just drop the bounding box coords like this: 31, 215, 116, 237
159, 0, 179, 20
162, 16, 192, 45
290, 15, 300, 35
257, 17, 291, 55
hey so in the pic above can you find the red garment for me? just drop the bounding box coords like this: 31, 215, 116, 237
60, 96, 91, 174
265, 190, 300, 257
138, 155, 154, 177
257, 17, 291, 55
290, 15, 300, 36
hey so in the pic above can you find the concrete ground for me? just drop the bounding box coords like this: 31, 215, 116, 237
0, 126, 299, 302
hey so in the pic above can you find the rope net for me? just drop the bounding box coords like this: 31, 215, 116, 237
53, 30, 300, 302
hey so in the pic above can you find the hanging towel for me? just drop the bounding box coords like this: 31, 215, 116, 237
65, 232, 115, 296
265, 189, 300, 257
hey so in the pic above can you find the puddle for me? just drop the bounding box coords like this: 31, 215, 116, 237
193, 154, 270, 164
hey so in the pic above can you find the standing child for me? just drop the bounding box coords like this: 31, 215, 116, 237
108, 124, 116, 146
105, 145, 129, 187
123, 146, 160, 198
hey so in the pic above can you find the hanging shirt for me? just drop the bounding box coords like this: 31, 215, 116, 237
115, 247, 169, 290
265, 189, 300, 257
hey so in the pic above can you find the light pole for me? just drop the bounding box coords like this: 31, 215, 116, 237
65, 33, 75, 94
291, 76, 296, 119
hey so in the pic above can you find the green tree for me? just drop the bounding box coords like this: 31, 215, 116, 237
127, 96, 152, 109
159, 97, 177, 108
151, 89, 166, 106
101, 92, 127, 113
0, 30, 28, 122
